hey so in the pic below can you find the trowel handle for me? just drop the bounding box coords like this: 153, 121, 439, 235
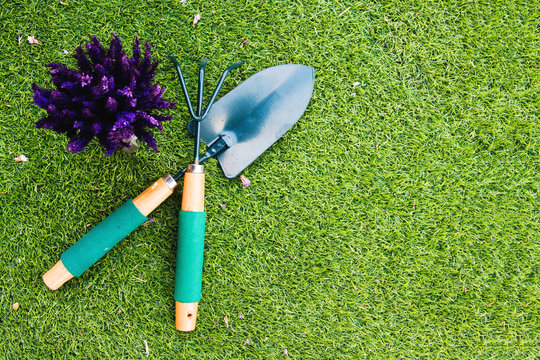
42, 175, 177, 291
175, 165, 206, 332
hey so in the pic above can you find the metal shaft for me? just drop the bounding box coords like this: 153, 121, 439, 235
172, 136, 230, 181
194, 58, 208, 164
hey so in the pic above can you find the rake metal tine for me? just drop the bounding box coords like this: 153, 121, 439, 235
169, 54, 198, 120
198, 60, 243, 120
169, 55, 242, 123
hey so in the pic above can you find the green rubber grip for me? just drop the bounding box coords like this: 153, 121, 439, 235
60, 199, 148, 277
174, 210, 206, 303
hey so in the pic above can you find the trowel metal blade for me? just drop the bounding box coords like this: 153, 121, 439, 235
188, 64, 315, 179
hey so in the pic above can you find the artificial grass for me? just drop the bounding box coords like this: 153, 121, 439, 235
0, 0, 538, 358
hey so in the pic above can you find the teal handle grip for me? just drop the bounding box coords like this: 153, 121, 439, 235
174, 210, 206, 303
60, 199, 148, 277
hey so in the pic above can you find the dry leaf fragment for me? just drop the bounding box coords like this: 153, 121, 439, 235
12, 302, 19, 311
142, 218, 155, 226
144, 339, 149, 357
338, 6, 351, 17
240, 175, 251, 187
27, 36, 41, 45
193, 13, 201, 26
14, 154, 28, 162
224, 315, 229, 328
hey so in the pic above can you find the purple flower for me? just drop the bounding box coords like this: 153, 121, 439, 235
32, 34, 176, 154
240, 175, 251, 187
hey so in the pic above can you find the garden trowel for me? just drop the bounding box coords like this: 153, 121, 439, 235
187, 64, 315, 178
173, 64, 314, 331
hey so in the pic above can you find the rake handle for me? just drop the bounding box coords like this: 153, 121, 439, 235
175, 165, 205, 331
42, 176, 177, 290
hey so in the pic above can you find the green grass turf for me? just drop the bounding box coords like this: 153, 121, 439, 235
0, 0, 539, 358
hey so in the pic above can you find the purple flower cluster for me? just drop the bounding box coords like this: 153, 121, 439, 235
32, 34, 175, 154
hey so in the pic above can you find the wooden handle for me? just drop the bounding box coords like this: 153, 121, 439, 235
176, 302, 199, 331
176, 168, 205, 331
180, 171, 205, 212
43, 259, 74, 290
133, 175, 177, 216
